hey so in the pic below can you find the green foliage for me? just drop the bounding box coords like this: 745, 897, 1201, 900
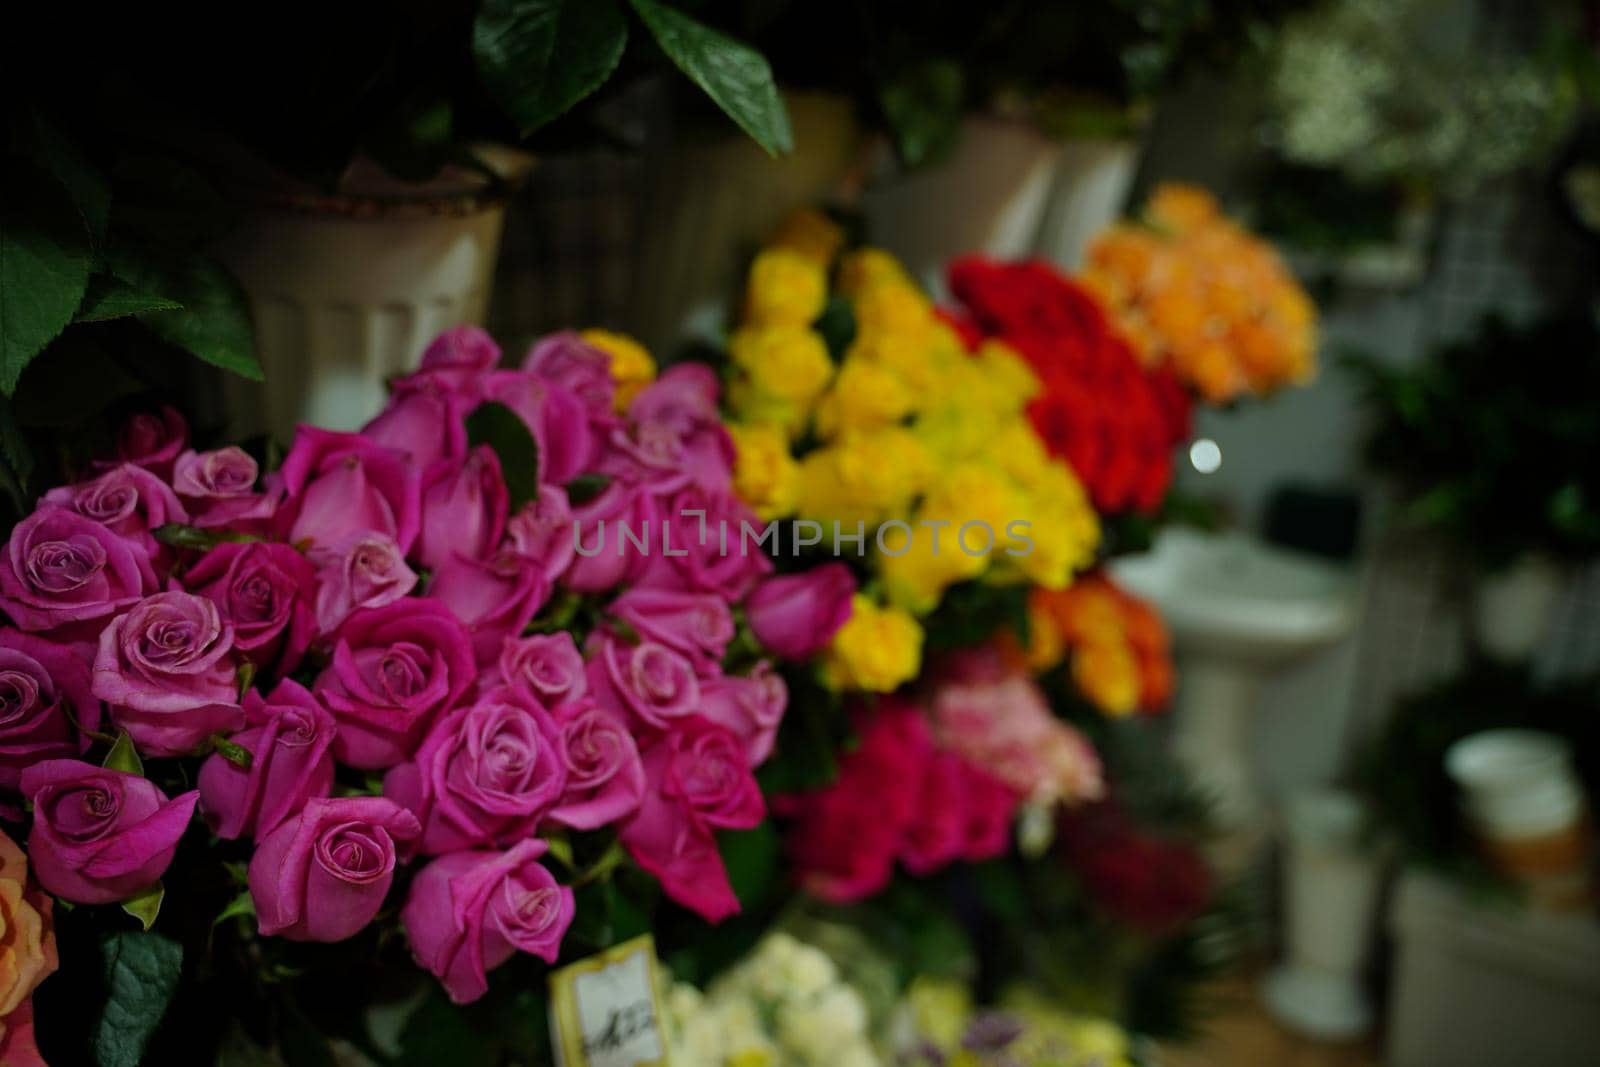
93, 931, 184, 1067
467, 400, 543, 509
878, 59, 965, 169
474, 0, 631, 137
629, 0, 793, 156
121, 883, 165, 933
922, 580, 1029, 653
1346, 313, 1600, 568
103, 731, 145, 776
0, 162, 95, 394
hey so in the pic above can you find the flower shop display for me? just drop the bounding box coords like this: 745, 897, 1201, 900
2, 323, 866, 1065
1084, 184, 1318, 404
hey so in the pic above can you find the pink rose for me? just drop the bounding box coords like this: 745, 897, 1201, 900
745, 564, 856, 661
21, 759, 197, 905
422, 324, 502, 379
959, 763, 1020, 863
619, 718, 764, 922
185, 542, 317, 675
309, 533, 418, 636
42, 463, 188, 564
587, 635, 700, 732
628, 363, 721, 426
494, 633, 587, 709
698, 662, 786, 765
635, 487, 771, 601
383, 692, 565, 854
415, 447, 509, 572
92, 591, 243, 756
609, 588, 734, 672
0, 631, 97, 796
275, 428, 421, 554
547, 702, 646, 830
503, 487, 575, 583
427, 548, 550, 665
314, 600, 476, 769
112, 406, 186, 478
248, 796, 420, 942
198, 679, 336, 841
402, 840, 574, 1004
364, 373, 471, 471
481, 372, 595, 489
0, 506, 155, 635
564, 483, 657, 594
171, 448, 279, 530
522, 331, 614, 417
897, 751, 968, 876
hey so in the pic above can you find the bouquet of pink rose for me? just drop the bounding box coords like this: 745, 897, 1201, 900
0, 326, 855, 1065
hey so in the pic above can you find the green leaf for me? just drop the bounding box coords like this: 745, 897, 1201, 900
103, 730, 144, 776
213, 890, 256, 927
879, 59, 965, 169
93, 930, 184, 1067
395, 988, 495, 1067
0, 162, 95, 394
466, 401, 541, 509
28, 113, 112, 241
110, 249, 262, 381
110, 153, 237, 245
9, 332, 147, 430
628, 0, 792, 156
212, 731, 254, 770
473, 0, 629, 136
121, 882, 164, 932
152, 522, 263, 551
564, 472, 612, 505
813, 295, 856, 361
719, 822, 779, 911
74, 273, 182, 323
0, 395, 33, 512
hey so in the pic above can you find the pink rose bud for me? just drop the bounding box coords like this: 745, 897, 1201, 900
402, 840, 574, 1005
698, 662, 787, 765
422, 324, 502, 376
619, 717, 764, 922
42, 463, 188, 565
745, 564, 857, 661
92, 591, 243, 757
415, 447, 510, 573
609, 588, 735, 673
0, 631, 99, 797
547, 702, 646, 830
274, 428, 421, 555
313, 600, 475, 769
427, 548, 549, 666
185, 542, 318, 676
199, 679, 336, 841
112, 406, 187, 478
248, 795, 420, 942
494, 633, 587, 709
586, 635, 700, 733
502, 487, 575, 583
0, 506, 155, 636
634, 485, 771, 601
521, 330, 615, 417
309, 533, 418, 636
171, 448, 279, 530
21, 759, 197, 905
383, 691, 566, 854
365, 372, 472, 471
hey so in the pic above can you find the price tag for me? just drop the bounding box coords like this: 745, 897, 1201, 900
548, 935, 670, 1067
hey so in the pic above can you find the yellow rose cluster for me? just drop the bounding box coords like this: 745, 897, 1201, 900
1086, 183, 1317, 404
725, 212, 1102, 693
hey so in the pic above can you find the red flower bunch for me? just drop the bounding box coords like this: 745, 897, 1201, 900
1056, 799, 1213, 937
946, 258, 1191, 515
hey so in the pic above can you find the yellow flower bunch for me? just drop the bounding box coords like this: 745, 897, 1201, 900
1086, 182, 1317, 404
726, 211, 1102, 691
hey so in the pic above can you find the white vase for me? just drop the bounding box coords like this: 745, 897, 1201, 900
1473, 555, 1563, 660
629, 90, 863, 353
215, 163, 523, 441
861, 115, 1063, 295
1031, 136, 1140, 271
1263, 788, 1384, 1039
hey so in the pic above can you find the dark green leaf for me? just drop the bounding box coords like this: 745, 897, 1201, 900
813, 296, 856, 361
395, 988, 495, 1067
110, 249, 262, 380
0, 162, 95, 394
879, 60, 965, 169
719, 822, 779, 911
120, 882, 164, 932
565, 472, 612, 505
474, 0, 629, 136
103, 730, 144, 776
93, 931, 184, 1067
628, 0, 792, 155
279, 998, 337, 1067
110, 154, 237, 245
9, 332, 148, 430
0, 395, 32, 511
75, 273, 182, 323
213, 890, 256, 926
466, 401, 541, 509
28, 113, 112, 241
153, 523, 263, 550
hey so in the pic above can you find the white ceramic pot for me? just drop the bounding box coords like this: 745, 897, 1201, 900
1032, 136, 1140, 271
216, 162, 523, 441
1263, 788, 1384, 1040
1473, 554, 1563, 660
629, 90, 863, 353
861, 115, 1063, 295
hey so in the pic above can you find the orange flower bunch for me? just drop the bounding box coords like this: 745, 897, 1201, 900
1019, 573, 1173, 718
1086, 183, 1316, 404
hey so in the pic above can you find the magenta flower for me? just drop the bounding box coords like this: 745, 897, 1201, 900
0, 505, 155, 636
185, 542, 317, 676
198, 679, 336, 841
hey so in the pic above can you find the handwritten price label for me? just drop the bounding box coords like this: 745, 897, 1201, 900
549, 935, 669, 1067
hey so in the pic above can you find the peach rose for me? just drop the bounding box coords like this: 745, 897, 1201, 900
0, 830, 56, 1067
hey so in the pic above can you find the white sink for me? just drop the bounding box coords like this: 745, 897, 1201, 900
1111, 529, 1358, 832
